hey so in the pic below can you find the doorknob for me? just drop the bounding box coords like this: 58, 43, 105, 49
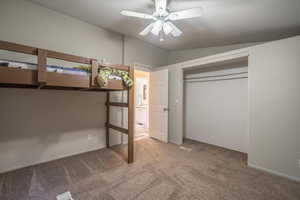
163, 108, 169, 112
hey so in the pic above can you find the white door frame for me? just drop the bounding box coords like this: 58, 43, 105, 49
155, 48, 251, 145
133, 63, 152, 140
133, 63, 153, 72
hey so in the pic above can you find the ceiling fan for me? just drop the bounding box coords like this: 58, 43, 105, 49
120, 0, 203, 41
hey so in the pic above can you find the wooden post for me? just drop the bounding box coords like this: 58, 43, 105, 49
37, 49, 47, 85
91, 60, 98, 87
127, 66, 135, 163
106, 92, 110, 148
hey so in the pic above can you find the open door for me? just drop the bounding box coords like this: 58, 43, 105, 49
134, 70, 150, 140
149, 69, 169, 143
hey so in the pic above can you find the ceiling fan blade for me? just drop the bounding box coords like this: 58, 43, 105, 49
121, 10, 154, 19
168, 22, 183, 37
163, 22, 173, 35
139, 23, 154, 36
168, 7, 203, 21
151, 20, 163, 36
155, 0, 167, 13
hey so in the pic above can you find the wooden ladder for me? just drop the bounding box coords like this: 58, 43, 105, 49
105, 68, 135, 163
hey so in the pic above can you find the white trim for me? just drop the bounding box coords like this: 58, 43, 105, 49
155, 47, 251, 146
157, 47, 250, 70
0, 145, 105, 174
248, 163, 300, 183
133, 62, 153, 72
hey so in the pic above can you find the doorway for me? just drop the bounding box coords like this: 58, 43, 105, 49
134, 70, 150, 140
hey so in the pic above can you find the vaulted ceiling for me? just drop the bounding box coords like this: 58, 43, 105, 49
28, 0, 300, 50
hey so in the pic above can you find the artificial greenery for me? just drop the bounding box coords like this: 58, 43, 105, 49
96, 67, 133, 88
74, 65, 133, 88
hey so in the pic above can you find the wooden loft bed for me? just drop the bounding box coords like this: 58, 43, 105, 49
0, 40, 135, 163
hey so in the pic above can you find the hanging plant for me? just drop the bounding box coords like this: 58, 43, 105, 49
96, 67, 133, 88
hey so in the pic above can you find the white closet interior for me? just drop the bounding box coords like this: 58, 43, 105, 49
184, 60, 249, 153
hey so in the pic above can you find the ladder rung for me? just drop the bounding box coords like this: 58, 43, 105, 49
106, 102, 128, 107
106, 123, 128, 134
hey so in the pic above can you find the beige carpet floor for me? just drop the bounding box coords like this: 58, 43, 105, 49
0, 138, 299, 200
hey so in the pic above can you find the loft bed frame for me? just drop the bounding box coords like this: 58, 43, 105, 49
0, 40, 135, 163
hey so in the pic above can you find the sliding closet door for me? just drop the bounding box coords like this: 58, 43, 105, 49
184, 65, 248, 153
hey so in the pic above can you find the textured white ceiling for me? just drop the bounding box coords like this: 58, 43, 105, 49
28, 0, 300, 50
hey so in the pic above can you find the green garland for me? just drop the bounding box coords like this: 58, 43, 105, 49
74, 65, 133, 88
96, 67, 133, 88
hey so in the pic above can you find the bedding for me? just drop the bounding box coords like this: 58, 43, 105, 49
0, 60, 133, 88
0, 60, 90, 76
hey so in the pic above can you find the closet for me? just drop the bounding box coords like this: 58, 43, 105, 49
184, 60, 249, 153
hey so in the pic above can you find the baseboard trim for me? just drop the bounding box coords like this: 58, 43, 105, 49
0, 145, 105, 174
248, 163, 300, 183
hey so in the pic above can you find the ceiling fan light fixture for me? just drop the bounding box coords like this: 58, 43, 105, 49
163, 22, 173, 35
151, 20, 163, 36
139, 23, 154, 36
121, 0, 203, 41
159, 31, 165, 42
168, 22, 183, 37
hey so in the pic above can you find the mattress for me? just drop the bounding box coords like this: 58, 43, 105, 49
0, 60, 90, 76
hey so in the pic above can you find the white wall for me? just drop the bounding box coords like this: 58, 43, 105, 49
159, 35, 300, 181
184, 65, 248, 153
124, 36, 168, 67
0, 0, 168, 173
168, 43, 260, 65
0, 0, 123, 64
167, 67, 184, 145
248, 36, 300, 181
0, 88, 106, 173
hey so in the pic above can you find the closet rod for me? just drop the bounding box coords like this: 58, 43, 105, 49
185, 76, 248, 83
185, 72, 248, 80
